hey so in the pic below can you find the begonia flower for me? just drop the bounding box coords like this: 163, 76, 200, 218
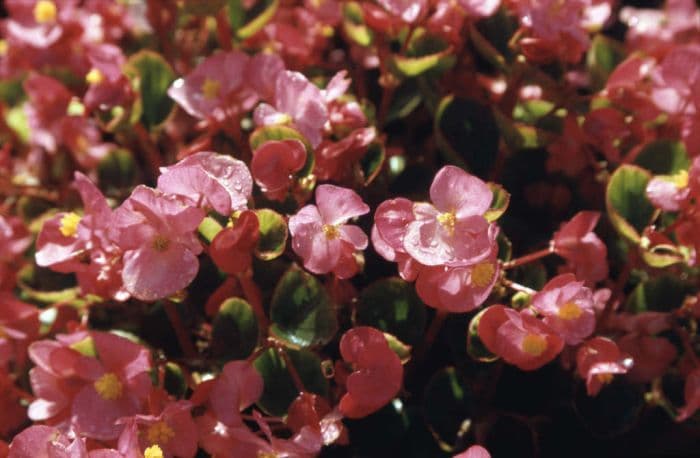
8, 425, 89, 458
111, 186, 204, 301
531, 274, 598, 345
403, 165, 497, 267
128, 401, 198, 458
415, 251, 500, 313
157, 151, 253, 215
478, 305, 564, 371
576, 337, 633, 396
167, 51, 256, 120
338, 326, 403, 419
453, 445, 492, 458
553, 211, 608, 284
371, 197, 423, 281
618, 334, 677, 383
0, 293, 39, 370
253, 70, 329, 147
289, 184, 369, 278
251, 139, 307, 200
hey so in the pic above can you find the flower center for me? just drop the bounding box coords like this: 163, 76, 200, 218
557, 301, 583, 320
257, 452, 279, 458
471, 262, 495, 288
146, 421, 175, 445
152, 234, 170, 252
94, 372, 123, 401
596, 373, 614, 385
34, 0, 57, 23
672, 169, 689, 188
201, 78, 221, 100
85, 68, 104, 85
521, 333, 548, 357
59, 212, 81, 237
437, 211, 456, 234
322, 224, 339, 240
0, 40, 8, 56
144, 445, 164, 458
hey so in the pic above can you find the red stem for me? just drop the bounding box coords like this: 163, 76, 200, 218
502, 245, 554, 270
238, 270, 270, 333
163, 301, 197, 358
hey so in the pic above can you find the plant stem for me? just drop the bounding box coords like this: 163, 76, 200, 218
502, 245, 554, 270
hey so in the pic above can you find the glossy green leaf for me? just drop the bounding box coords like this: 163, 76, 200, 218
587, 35, 626, 91
356, 278, 427, 345
467, 308, 498, 363
392, 30, 455, 78
625, 275, 693, 313
485, 183, 510, 222
634, 140, 689, 175
125, 51, 176, 128
253, 347, 329, 416
342, 2, 373, 47
211, 297, 258, 360
198, 216, 224, 244
424, 367, 475, 451
434, 95, 500, 175
254, 208, 288, 261
163, 362, 187, 398
606, 165, 655, 243
229, 0, 279, 40
269, 265, 338, 347
360, 141, 385, 185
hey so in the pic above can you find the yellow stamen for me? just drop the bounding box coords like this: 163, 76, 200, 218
59, 212, 81, 237
672, 170, 689, 188
201, 78, 221, 100
0, 40, 8, 56
471, 262, 495, 288
146, 421, 175, 445
437, 211, 456, 234
152, 235, 170, 252
257, 452, 279, 458
322, 224, 339, 240
85, 68, 104, 85
521, 333, 548, 357
34, 0, 57, 23
557, 301, 583, 320
144, 445, 164, 458
596, 373, 614, 384
94, 372, 123, 401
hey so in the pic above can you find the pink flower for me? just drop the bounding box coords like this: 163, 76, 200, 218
0, 293, 39, 370
23, 73, 72, 152
403, 165, 496, 267
458, 0, 500, 18
111, 186, 204, 301
28, 331, 152, 440
251, 139, 307, 200
338, 327, 403, 419
289, 184, 369, 278
371, 197, 423, 281
0, 215, 31, 263
157, 151, 253, 215
83, 43, 132, 112
531, 274, 598, 345
617, 334, 677, 383
376, 0, 427, 23
678, 367, 700, 421
128, 401, 198, 458
9, 425, 89, 458
553, 211, 608, 284
478, 305, 564, 371
415, 251, 500, 313
36, 172, 128, 301
454, 445, 492, 458
646, 172, 692, 211
253, 70, 329, 147
245, 52, 285, 102
168, 51, 256, 120
576, 337, 633, 396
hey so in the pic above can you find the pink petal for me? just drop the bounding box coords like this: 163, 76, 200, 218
315, 184, 370, 226
429, 166, 492, 217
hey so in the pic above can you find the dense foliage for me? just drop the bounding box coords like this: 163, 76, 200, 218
1, 0, 700, 456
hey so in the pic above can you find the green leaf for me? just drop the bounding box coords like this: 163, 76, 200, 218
269, 265, 338, 347
640, 242, 688, 268
434, 95, 500, 176
383, 333, 412, 364
163, 362, 187, 398
356, 278, 427, 345
606, 165, 656, 243
466, 308, 498, 363
249, 125, 315, 176
493, 108, 550, 150
360, 142, 385, 186
485, 183, 510, 222
342, 2, 373, 47
230, 0, 279, 40
211, 297, 258, 360
6, 105, 30, 143
97, 149, 137, 191
386, 80, 423, 123
391, 29, 455, 78
634, 140, 689, 175
625, 275, 693, 313
254, 208, 288, 261
587, 35, 626, 91
423, 367, 475, 451
125, 51, 176, 128
198, 216, 224, 244
253, 347, 329, 416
